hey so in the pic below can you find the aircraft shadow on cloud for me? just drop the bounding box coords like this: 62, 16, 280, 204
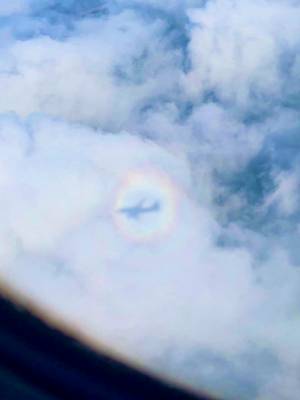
118, 199, 161, 220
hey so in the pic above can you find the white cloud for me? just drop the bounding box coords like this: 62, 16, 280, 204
265, 171, 299, 215
0, 10, 179, 130
185, 0, 300, 112
0, 0, 29, 16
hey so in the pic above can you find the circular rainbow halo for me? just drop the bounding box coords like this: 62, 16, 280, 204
113, 168, 178, 242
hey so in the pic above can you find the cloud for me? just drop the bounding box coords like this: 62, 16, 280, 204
0, 1, 300, 400
0, 8, 180, 131
0, 0, 29, 16
185, 0, 300, 114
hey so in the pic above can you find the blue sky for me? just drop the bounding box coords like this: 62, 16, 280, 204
0, 1, 300, 399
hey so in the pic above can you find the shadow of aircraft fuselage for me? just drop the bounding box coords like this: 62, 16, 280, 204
118, 199, 161, 220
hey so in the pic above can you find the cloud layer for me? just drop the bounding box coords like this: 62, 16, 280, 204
0, 1, 300, 399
